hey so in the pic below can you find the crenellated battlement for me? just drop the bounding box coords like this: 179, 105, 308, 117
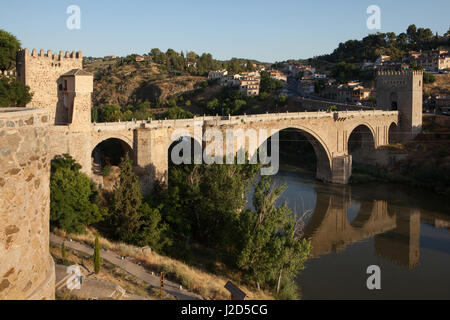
16, 48, 84, 124
377, 70, 423, 77
19, 48, 82, 60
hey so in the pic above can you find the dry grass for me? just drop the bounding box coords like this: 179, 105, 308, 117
50, 242, 161, 300
53, 228, 274, 300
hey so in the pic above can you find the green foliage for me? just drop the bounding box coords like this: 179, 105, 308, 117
237, 176, 311, 290
260, 71, 283, 93
327, 105, 338, 112
0, 29, 21, 71
102, 164, 111, 177
278, 95, 287, 106
108, 155, 168, 249
330, 62, 374, 83
315, 25, 448, 64
149, 48, 222, 76
94, 235, 101, 274
151, 160, 260, 257
110, 155, 142, 242
423, 72, 436, 84
275, 277, 300, 300
163, 106, 194, 119
150, 158, 310, 294
129, 203, 171, 251
50, 155, 103, 234
0, 77, 33, 107
93, 101, 154, 123
97, 104, 122, 122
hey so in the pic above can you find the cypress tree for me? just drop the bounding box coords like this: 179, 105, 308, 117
94, 235, 101, 274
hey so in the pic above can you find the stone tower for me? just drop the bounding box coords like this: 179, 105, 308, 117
16, 49, 90, 126
59, 69, 93, 131
376, 70, 423, 140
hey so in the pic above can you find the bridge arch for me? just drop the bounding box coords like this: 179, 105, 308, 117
168, 134, 203, 166
388, 121, 400, 144
256, 125, 333, 182
347, 124, 376, 165
91, 137, 134, 175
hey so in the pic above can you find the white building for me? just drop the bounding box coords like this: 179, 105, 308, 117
208, 69, 228, 81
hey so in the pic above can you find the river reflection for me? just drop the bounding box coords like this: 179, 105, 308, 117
271, 169, 450, 299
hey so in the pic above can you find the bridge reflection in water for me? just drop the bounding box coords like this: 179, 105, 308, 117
300, 188, 421, 269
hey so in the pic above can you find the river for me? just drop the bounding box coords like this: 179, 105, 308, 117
271, 167, 450, 300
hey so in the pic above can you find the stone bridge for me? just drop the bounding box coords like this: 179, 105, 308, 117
49, 110, 399, 193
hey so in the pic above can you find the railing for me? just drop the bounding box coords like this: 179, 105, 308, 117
91, 110, 399, 131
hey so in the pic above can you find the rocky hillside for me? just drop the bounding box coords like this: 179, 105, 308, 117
84, 59, 207, 107
424, 74, 450, 96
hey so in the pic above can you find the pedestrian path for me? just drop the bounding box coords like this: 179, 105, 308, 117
50, 233, 203, 300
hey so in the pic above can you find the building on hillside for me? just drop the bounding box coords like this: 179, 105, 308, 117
221, 74, 242, 87
208, 69, 228, 81
375, 55, 391, 66
416, 49, 450, 71
135, 56, 145, 62
298, 79, 315, 95
267, 70, 287, 82
320, 82, 373, 103
103, 55, 117, 60
404, 49, 450, 71
239, 76, 260, 96
377, 62, 410, 72
240, 71, 260, 78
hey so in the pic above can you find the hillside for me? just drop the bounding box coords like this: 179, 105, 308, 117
424, 74, 450, 96
84, 59, 208, 107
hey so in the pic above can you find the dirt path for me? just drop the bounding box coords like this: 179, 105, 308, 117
50, 233, 203, 300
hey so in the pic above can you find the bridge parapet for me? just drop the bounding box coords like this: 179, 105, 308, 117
90, 110, 399, 131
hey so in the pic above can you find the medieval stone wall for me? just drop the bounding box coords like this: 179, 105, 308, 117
17, 49, 82, 125
0, 108, 55, 300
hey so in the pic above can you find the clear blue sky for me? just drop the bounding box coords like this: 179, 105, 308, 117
1, 0, 449, 62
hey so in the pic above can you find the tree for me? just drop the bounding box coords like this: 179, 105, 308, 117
98, 104, 122, 122
423, 72, 436, 84
110, 155, 142, 241
236, 176, 311, 292
155, 160, 260, 256
0, 77, 33, 107
260, 71, 283, 93
0, 30, 21, 71
131, 203, 170, 251
407, 24, 417, 43
50, 154, 103, 234
94, 235, 101, 274
164, 106, 193, 119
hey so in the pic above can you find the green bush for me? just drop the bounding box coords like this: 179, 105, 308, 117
50, 154, 103, 234
102, 165, 112, 177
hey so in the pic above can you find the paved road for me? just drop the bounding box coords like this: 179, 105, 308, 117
50, 233, 203, 300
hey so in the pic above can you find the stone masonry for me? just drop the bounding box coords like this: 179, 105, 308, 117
0, 108, 55, 300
